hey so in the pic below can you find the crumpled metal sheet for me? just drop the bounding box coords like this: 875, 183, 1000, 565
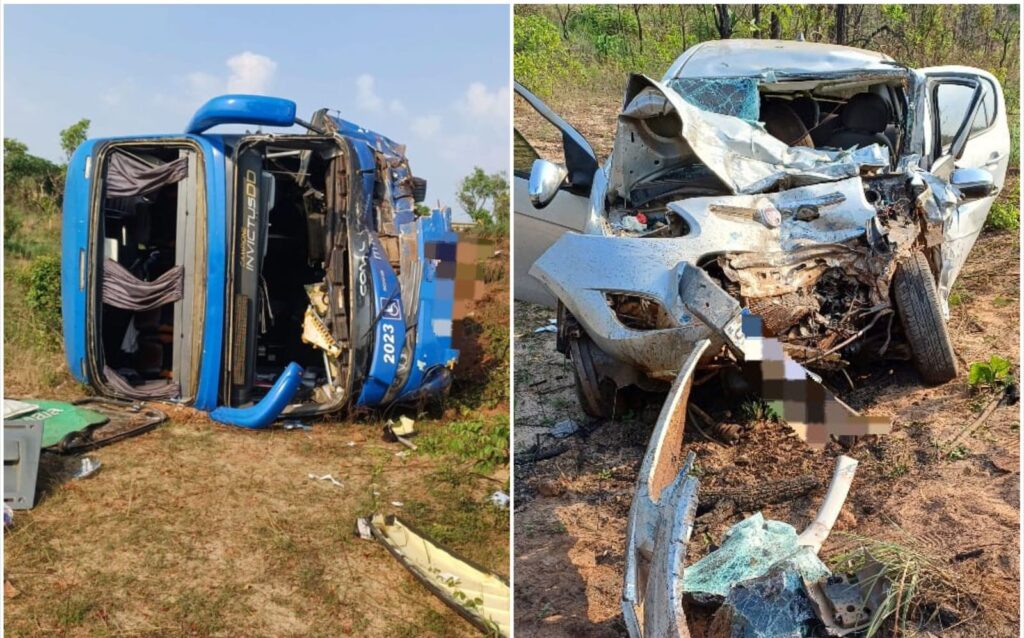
611, 74, 890, 199
682, 512, 830, 600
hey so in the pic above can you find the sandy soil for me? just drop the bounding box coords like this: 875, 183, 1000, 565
513, 94, 1020, 637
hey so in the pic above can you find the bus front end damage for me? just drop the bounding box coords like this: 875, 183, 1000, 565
63, 95, 460, 425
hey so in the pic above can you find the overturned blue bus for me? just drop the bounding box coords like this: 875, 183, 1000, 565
62, 95, 458, 427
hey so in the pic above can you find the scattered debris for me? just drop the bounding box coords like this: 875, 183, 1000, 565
4, 397, 166, 453
71, 458, 102, 480
282, 420, 312, 431
534, 318, 558, 333
806, 565, 888, 636
355, 517, 373, 541
708, 564, 818, 638
393, 416, 416, 436
515, 440, 570, 465
951, 548, 985, 562
3, 505, 12, 527
684, 513, 831, 601
391, 501, 404, 508
361, 514, 510, 636
489, 491, 510, 509
308, 473, 342, 487
549, 418, 580, 439
383, 417, 418, 450
3, 400, 37, 420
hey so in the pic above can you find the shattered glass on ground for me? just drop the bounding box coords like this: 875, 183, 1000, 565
682, 512, 830, 600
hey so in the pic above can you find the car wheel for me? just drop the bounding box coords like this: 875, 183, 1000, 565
892, 251, 957, 385
568, 332, 617, 419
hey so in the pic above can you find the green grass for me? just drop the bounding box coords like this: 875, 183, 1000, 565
418, 415, 510, 472
986, 199, 1019, 232
737, 397, 780, 423
947, 289, 972, 307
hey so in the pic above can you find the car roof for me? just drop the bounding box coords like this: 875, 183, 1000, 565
663, 39, 898, 80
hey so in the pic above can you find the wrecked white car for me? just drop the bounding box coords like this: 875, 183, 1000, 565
514, 39, 1009, 418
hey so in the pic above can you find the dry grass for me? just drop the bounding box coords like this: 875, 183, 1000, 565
831, 532, 982, 636
3, 412, 508, 637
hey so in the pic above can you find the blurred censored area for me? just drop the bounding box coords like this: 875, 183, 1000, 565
450, 236, 493, 322
740, 314, 891, 448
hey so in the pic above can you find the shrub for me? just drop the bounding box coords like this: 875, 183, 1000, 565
985, 199, 1019, 231
24, 254, 63, 333
967, 354, 1013, 391
514, 14, 578, 97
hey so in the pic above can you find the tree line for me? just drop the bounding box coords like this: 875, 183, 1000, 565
516, 4, 1020, 99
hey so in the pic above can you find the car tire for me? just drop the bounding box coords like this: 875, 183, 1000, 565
568, 332, 617, 419
893, 251, 958, 385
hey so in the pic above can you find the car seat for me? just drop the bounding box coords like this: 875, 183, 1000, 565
824, 92, 893, 154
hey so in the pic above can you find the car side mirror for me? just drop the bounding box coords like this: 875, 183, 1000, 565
528, 159, 569, 209
951, 167, 996, 201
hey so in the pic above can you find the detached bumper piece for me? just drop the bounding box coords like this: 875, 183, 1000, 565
621, 332, 864, 636
365, 514, 510, 636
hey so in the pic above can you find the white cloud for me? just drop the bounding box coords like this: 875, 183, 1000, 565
411, 114, 442, 139
356, 74, 383, 110
226, 52, 277, 94
457, 82, 510, 123
388, 99, 406, 115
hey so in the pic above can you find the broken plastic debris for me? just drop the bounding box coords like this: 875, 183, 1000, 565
72, 457, 102, 480
282, 420, 311, 431
365, 514, 510, 636
3, 400, 38, 420
550, 419, 579, 439
683, 513, 830, 600
308, 473, 342, 487
534, 325, 557, 333
391, 501, 404, 508
489, 491, 510, 509
393, 415, 416, 436
621, 215, 646, 232
356, 517, 373, 541
346, 441, 356, 447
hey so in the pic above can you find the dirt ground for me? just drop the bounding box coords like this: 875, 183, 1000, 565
3, 239, 510, 638
513, 94, 1020, 637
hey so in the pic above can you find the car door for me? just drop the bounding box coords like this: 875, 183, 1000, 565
920, 67, 1009, 297
514, 83, 598, 307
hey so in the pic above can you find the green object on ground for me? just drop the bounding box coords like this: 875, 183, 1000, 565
683, 512, 830, 599
14, 401, 109, 448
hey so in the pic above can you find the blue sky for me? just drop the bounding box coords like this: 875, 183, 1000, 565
4, 4, 510, 221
